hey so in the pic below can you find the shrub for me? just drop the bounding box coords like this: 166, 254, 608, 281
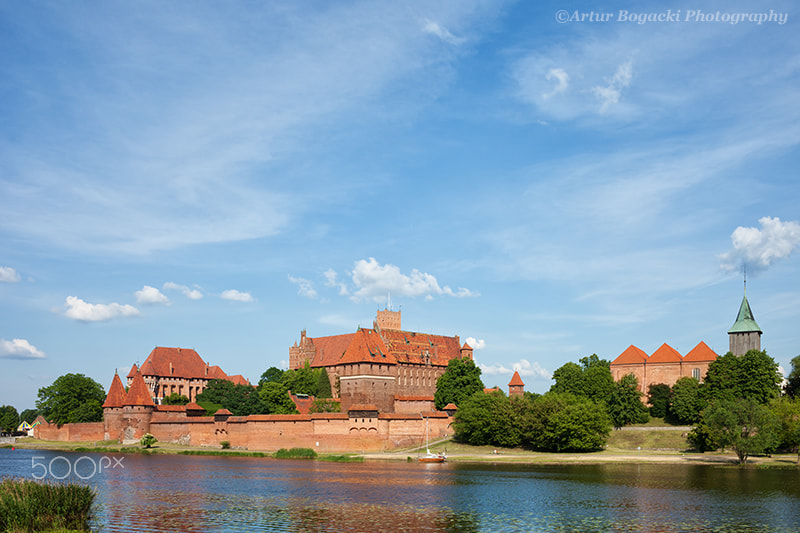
274, 447, 317, 459
0, 477, 95, 532
220, 441, 231, 449
140, 433, 157, 448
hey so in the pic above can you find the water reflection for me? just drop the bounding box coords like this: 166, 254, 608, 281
1, 449, 798, 532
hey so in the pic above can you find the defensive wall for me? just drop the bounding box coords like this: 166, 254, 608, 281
33, 408, 453, 453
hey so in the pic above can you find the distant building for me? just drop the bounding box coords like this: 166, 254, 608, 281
610, 286, 763, 393
289, 309, 473, 413
127, 346, 250, 404
508, 371, 525, 397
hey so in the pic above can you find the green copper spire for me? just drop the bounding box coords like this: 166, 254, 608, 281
728, 294, 762, 334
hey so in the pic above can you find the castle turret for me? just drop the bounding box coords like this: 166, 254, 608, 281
728, 290, 762, 356
508, 371, 525, 397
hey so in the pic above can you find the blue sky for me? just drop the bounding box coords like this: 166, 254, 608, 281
2, 1, 799, 411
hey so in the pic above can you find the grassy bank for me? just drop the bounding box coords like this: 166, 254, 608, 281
0, 477, 94, 532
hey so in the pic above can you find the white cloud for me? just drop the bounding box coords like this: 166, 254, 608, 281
543, 68, 569, 99
221, 289, 254, 302
346, 258, 476, 303
63, 296, 140, 322
592, 61, 633, 113
479, 358, 551, 381
422, 18, 465, 46
0, 338, 46, 359
0, 266, 21, 283
324, 269, 349, 296
720, 217, 800, 273
163, 282, 203, 300
465, 337, 486, 350
134, 285, 170, 305
288, 275, 317, 299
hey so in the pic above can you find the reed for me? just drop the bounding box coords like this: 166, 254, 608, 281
0, 477, 95, 532
274, 447, 317, 459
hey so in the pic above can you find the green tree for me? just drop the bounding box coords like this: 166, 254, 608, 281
0, 405, 19, 433
769, 396, 800, 460
316, 367, 332, 399
259, 382, 298, 414
19, 409, 38, 424
453, 390, 515, 446
259, 366, 285, 388
36, 373, 106, 425
162, 393, 190, 405
140, 433, 157, 449
549, 362, 584, 396
523, 393, 611, 452
702, 399, 780, 464
434, 357, 484, 410
607, 374, 648, 428
550, 355, 613, 403
703, 350, 782, 405
647, 383, 671, 419
784, 355, 800, 399
309, 398, 340, 413
669, 377, 704, 424
282, 361, 318, 396
197, 379, 268, 416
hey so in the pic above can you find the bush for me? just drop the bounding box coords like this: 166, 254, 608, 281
274, 447, 317, 459
140, 433, 157, 448
0, 478, 95, 532
220, 441, 231, 449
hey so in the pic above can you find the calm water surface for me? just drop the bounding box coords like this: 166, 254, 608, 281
2, 448, 799, 532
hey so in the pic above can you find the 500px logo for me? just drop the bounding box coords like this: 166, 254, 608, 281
31, 455, 124, 480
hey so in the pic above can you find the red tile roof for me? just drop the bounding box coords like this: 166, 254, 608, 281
648, 343, 682, 363
683, 341, 718, 362
155, 405, 186, 412
103, 373, 127, 409
340, 328, 396, 365
443, 403, 458, 410
215, 408, 232, 415
129, 346, 248, 387
308, 333, 357, 367
612, 345, 649, 365
508, 371, 525, 387
290, 394, 315, 414
484, 386, 501, 393
381, 329, 461, 366
125, 369, 155, 406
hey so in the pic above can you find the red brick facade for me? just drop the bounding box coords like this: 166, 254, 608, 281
290, 310, 473, 412
610, 341, 718, 393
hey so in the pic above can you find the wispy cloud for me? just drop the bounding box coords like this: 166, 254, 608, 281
0, 338, 46, 359
163, 282, 203, 300
0, 266, 21, 283
422, 18, 465, 46
465, 337, 486, 350
720, 217, 800, 274
221, 289, 254, 303
479, 358, 551, 381
288, 275, 317, 299
63, 296, 140, 322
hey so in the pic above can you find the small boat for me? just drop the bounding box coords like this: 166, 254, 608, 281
417, 416, 446, 463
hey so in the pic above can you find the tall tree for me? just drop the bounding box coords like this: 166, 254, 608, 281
550, 354, 613, 403
282, 361, 318, 396
259, 382, 298, 414
434, 357, 484, 410
19, 408, 38, 425
36, 373, 106, 425
669, 377, 704, 424
702, 399, 779, 464
523, 393, 611, 452
258, 366, 285, 388
316, 368, 332, 399
0, 405, 19, 433
784, 355, 800, 399
647, 383, 671, 419
703, 349, 781, 405
606, 374, 648, 428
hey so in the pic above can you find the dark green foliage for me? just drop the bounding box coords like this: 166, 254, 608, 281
784, 355, 800, 399
196, 401, 223, 416
669, 377, 704, 424
768, 397, 800, 454
274, 447, 317, 459
607, 374, 648, 428
647, 384, 671, 419
434, 357, 484, 409
703, 350, 782, 405
281, 361, 318, 396
309, 398, 340, 413
20, 408, 39, 424
140, 433, 157, 448
687, 423, 718, 452
701, 398, 780, 464
196, 379, 269, 416
316, 367, 332, 399
0, 478, 95, 532
0, 405, 19, 433
549, 354, 613, 403
453, 390, 611, 452
221, 440, 231, 449
259, 382, 299, 414
36, 373, 106, 424
162, 393, 190, 405
259, 366, 285, 387
525, 393, 611, 452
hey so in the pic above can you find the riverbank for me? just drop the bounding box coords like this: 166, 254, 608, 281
5, 434, 798, 467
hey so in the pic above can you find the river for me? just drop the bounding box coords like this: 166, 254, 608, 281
1, 448, 799, 532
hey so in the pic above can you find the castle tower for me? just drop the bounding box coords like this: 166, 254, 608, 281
375, 308, 401, 330
508, 371, 525, 397
120, 368, 155, 443
102, 372, 127, 441
728, 285, 762, 356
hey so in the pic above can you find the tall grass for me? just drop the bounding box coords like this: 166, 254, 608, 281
274, 447, 317, 459
0, 477, 95, 532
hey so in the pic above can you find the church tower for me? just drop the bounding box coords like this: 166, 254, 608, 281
728, 281, 762, 356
